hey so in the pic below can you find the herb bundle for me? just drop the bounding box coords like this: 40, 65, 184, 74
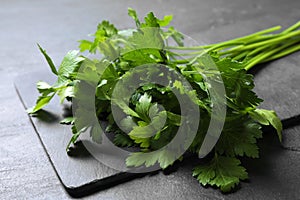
29, 9, 300, 192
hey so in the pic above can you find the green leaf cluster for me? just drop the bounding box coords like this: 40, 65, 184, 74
27, 8, 293, 192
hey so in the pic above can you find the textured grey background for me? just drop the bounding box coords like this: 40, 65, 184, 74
1, 0, 300, 199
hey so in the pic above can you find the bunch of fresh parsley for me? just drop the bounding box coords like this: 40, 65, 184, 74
29, 8, 300, 192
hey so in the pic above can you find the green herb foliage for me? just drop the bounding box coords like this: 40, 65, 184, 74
28, 8, 300, 192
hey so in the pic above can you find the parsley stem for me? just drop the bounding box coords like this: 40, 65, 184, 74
262, 43, 300, 63
173, 50, 206, 56
170, 21, 300, 72
232, 50, 250, 61
172, 59, 189, 64
201, 25, 282, 49
244, 40, 299, 70
222, 30, 300, 54
166, 26, 281, 51
282, 21, 300, 34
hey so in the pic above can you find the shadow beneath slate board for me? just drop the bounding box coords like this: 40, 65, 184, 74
281, 115, 300, 129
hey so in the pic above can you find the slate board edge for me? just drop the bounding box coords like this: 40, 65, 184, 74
65, 172, 152, 198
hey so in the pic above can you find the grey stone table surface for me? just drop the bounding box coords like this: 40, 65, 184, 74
1, 0, 300, 199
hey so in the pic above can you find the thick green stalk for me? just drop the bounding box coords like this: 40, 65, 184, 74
262, 43, 300, 63
169, 21, 300, 73
244, 40, 299, 70
282, 21, 300, 34
166, 26, 282, 51
199, 25, 282, 50
221, 30, 300, 54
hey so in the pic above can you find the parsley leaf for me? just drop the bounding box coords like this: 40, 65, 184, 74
126, 149, 177, 169
249, 108, 282, 141
193, 155, 248, 192
37, 44, 58, 75
216, 116, 262, 158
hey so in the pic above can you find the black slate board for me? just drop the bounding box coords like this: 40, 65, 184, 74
252, 57, 300, 120
14, 70, 152, 198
